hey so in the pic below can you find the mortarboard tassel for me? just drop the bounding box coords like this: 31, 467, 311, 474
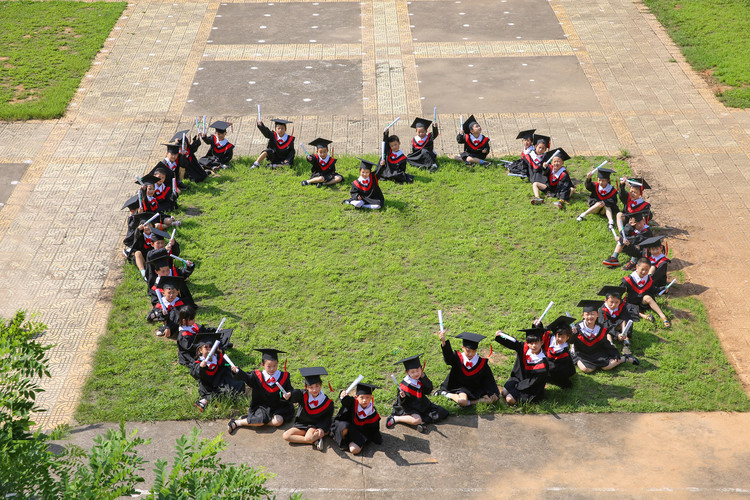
284, 359, 287, 372
291, 126, 294, 137
328, 381, 334, 392
489, 345, 493, 357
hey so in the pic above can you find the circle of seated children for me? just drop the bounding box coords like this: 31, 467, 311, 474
118, 117, 675, 454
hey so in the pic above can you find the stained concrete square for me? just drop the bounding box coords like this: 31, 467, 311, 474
408, 0, 565, 42
416, 56, 600, 113
0, 163, 29, 207
183, 60, 363, 117
210, 3, 363, 45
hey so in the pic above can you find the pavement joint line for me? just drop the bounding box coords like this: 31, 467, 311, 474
202, 43, 363, 61
412, 40, 575, 58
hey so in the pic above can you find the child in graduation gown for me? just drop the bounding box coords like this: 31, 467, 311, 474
190, 339, 244, 412
227, 348, 295, 433
252, 118, 294, 168
385, 354, 449, 434
435, 331, 500, 407
577, 167, 619, 230
282, 367, 335, 451
148, 275, 193, 338
343, 158, 385, 210
170, 129, 208, 182
330, 382, 382, 455
617, 177, 652, 228
176, 305, 232, 368
151, 168, 178, 213
602, 209, 652, 270
376, 129, 414, 183
124, 212, 170, 281
505, 129, 535, 177
301, 138, 343, 188
622, 258, 671, 328
200, 121, 235, 171
597, 286, 639, 356
572, 300, 638, 374
643, 235, 670, 288
148, 142, 182, 188
544, 149, 575, 209
525, 134, 550, 189
539, 315, 576, 388
494, 328, 549, 404
406, 117, 439, 172
454, 115, 491, 166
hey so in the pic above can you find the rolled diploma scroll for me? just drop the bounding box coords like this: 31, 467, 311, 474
438, 309, 444, 332
206, 340, 221, 361
343, 374, 364, 397
275, 382, 289, 397
538, 301, 555, 323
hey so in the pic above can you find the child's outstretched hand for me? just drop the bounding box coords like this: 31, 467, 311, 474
379, 159, 385, 166
482, 148, 488, 154
339, 389, 348, 399
231, 365, 239, 373
306, 155, 313, 161
399, 390, 406, 398
283, 391, 292, 400
587, 171, 593, 179
437, 329, 446, 342
200, 360, 207, 368
257, 120, 263, 126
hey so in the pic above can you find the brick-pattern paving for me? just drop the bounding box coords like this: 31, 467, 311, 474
1, 0, 749, 429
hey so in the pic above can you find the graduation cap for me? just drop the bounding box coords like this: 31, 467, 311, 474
270, 118, 292, 126
546, 315, 575, 334
299, 367, 328, 385
627, 177, 651, 190
156, 275, 183, 291
161, 143, 180, 154
456, 332, 486, 350
577, 299, 604, 312
516, 129, 535, 140
462, 114, 479, 135
149, 227, 171, 240
122, 194, 140, 210
543, 148, 570, 164
639, 235, 666, 248
308, 138, 332, 149
517, 327, 545, 342
533, 134, 551, 147
146, 248, 170, 268
627, 209, 649, 222
137, 174, 159, 186
598, 285, 627, 300
410, 117, 432, 130
357, 158, 376, 171
193, 328, 234, 351
597, 167, 616, 180
254, 348, 286, 362
355, 382, 379, 395
209, 120, 232, 132
170, 130, 190, 143
394, 354, 422, 370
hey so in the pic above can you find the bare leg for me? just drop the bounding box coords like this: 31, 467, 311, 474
134, 251, 146, 272
255, 151, 268, 165
601, 356, 625, 370
577, 360, 596, 373
446, 392, 470, 407
393, 414, 423, 426
642, 295, 667, 320
532, 182, 547, 199
604, 206, 615, 225
326, 175, 344, 185
270, 415, 284, 427
578, 201, 604, 218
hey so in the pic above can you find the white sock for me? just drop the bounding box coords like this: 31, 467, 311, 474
363, 204, 381, 210
350, 200, 364, 208
140, 269, 146, 277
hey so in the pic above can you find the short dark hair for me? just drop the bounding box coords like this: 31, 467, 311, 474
637, 257, 650, 267
387, 135, 400, 144
178, 305, 196, 324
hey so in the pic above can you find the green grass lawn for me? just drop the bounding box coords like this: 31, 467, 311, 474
644, 0, 750, 107
75, 156, 749, 423
0, 0, 126, 120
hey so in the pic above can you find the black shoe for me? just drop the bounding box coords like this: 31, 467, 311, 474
415, 424, 426, 434
385, 415, 396, 429
624, 354, 640, 366
195, 398, 208, 412
301, 180, 308, 186
316, 182, 324, 188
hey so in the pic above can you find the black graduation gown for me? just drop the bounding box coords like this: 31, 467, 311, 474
571, 321, 621, 368
508, 147, 534, 177
180, 136, 208, 181
598, 302, 639, 338
148, 159, 180, 188
346, 174, 385, 206
585, 178, 619, 209
177, 324, 233, 367
153, 183, 177, 213
189, 351, 245, 400
200, 134, 235, 168
494, 335, 548, 402
547, 168, 574, 200
330, 395, 382, 450
528, 161, 550, 186
406, 127, 439, 169
148, 297, 186, 331
541, 330, 575, 388
232, 368, 295, 424
375, 131, 413, 183
289, 390, 335, 431
257, 123, 295, 164
439, 340, 500, 400
619, 185, 652, 221
307, 154, 339, 182
649, 254, 670, 288
620, 224, 652, 259
456, 132, 490, 160
622, 273, 656, 308
392, 374, 449, 423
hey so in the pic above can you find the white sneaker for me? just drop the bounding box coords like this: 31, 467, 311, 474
576, 215, 584, 222
172, 220, 181, 227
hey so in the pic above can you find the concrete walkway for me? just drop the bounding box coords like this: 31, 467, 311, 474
59, 412, 750, 498
1, 0, 750, 492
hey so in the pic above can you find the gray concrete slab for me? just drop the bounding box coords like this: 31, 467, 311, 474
210, 2, 364, 45
0, 163, 30, 208
57, 412, 750, 498
417, 56, 600, 113
184, 60, 363, 116
408, 0, 566, 43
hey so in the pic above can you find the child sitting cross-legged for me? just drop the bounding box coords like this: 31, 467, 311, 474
190, 339, 244, 412
434, 330, 500, 406
385, 354, 449, 434
282, 367, 335, 452
494, 327, 549, 404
